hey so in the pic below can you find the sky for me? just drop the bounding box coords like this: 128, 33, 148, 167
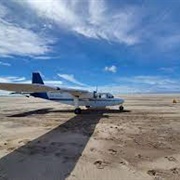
0, 0, 180, 94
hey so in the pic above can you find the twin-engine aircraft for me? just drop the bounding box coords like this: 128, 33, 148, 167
0, 72, 124, 114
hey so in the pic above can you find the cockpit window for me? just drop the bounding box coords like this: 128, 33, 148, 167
107, 93, 114, 98
101, 94, 106, 98
95, 93, 114, 99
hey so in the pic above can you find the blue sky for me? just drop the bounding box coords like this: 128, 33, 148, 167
0, 0, 180, 93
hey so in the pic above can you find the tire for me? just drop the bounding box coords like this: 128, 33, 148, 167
74, 108, 82, 114
119, 106, 124, 112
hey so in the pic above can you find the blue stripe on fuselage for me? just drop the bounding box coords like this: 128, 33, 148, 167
48, 98, 120, 102
31, 92, 49, 99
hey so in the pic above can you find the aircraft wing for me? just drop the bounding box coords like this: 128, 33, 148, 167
0, 83, 89, 97
56, 87, 89, 97
0, 83, 57, 93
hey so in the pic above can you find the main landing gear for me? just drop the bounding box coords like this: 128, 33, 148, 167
119, 105, 124, 112
74, 97, 82, 114
74, 108, 82, 114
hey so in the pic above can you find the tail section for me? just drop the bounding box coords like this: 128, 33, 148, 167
32, 72, 44, 84
31, 72, 48, 99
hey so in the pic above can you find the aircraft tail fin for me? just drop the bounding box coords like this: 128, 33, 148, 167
31, 72, 48, 99
32, 72, 44, 84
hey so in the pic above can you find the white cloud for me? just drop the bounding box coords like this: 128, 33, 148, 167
33, 55, 61, 60
0, 20, 51, 56
0, 76, 26, 83
2, 0, 180, 56
88, 0, 106, 25
0, 61, 11, 66
159, 67, 175, 73
118, 76, 174, 85
16, 0, 140, 45
0, 3, 52, 57
58, 73, 87, 86
0, 4, 7, 18
33, 56, 53, 60
117, 75, 180, 92
104, 65, 117, 73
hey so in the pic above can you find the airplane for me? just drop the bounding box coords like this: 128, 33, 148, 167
0, 72, 125, 114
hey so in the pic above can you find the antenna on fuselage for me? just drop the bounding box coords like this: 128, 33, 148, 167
96, 86, 98, 93
94, 86, 101, 98
93, 86, 98, 98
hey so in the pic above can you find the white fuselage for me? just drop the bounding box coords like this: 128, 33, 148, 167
47, 92, 124, 107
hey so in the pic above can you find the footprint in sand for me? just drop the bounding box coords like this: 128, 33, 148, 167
94, 160, 109, 169
165, 156, 177, 162
170, 167, 179, 174
147, 169, 156, 176
108, 148, 117, 155
7, 147, 16, 151
18, 139, 31, 144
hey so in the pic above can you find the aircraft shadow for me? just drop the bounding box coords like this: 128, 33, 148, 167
8, 108, 130, 117
0, 113, 106, 180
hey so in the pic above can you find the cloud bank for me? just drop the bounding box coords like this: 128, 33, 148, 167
16, 0, 139, 45
58, 73, 87, 87
0, 61, 11, 66
0, 3, 52, 57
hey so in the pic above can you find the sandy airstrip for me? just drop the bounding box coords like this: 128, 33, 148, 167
0, 94, 180, 180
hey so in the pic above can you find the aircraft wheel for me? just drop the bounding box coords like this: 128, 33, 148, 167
74, 108, 82, 114
119, 105, 124, 112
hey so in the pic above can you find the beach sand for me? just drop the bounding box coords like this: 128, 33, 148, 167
0, 94, 180, 180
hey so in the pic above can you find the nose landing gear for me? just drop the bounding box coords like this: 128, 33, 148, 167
119, 105, 124, 112
74, 108, 82, 114
74, 97, 82, 114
